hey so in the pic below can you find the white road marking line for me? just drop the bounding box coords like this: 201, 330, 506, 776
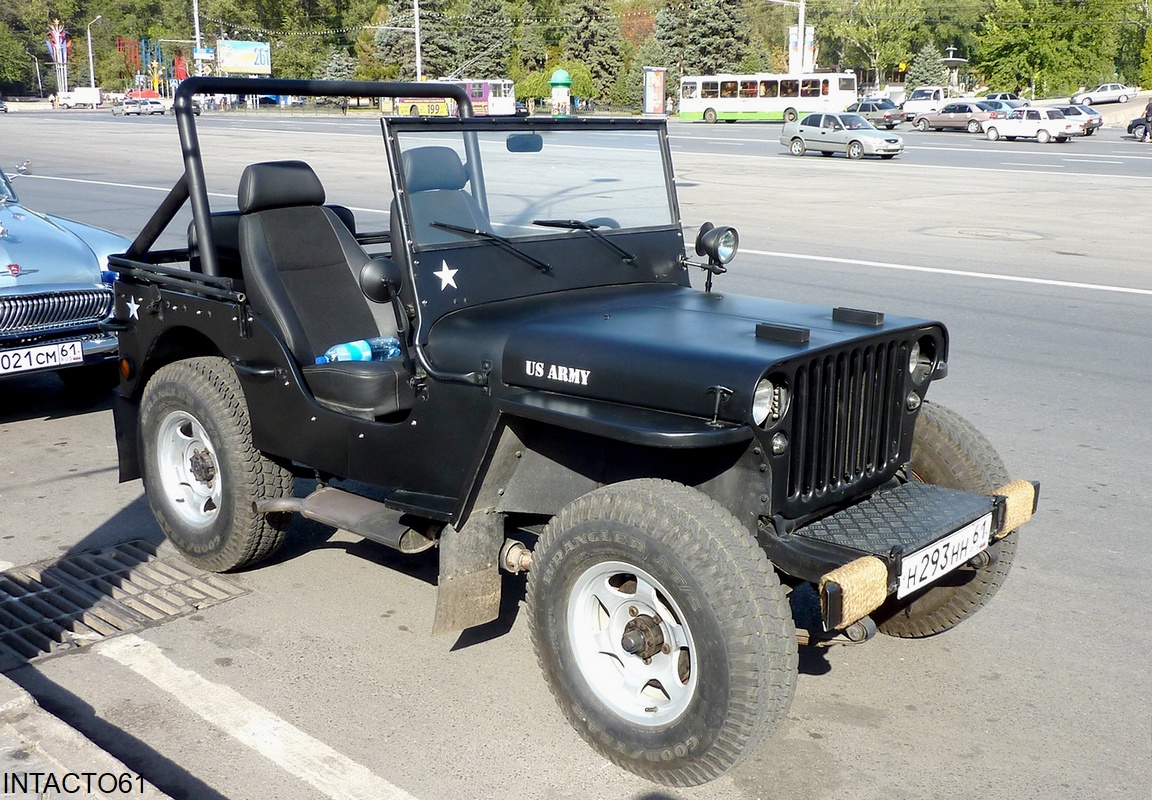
22, 175, 389, 217
743, 249, 1152, 297
1064, 158, 1123, 164
96, 635, 418, 800
1002, 162, 1064, 168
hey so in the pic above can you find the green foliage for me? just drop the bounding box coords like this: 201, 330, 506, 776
685, 0, 748, 74
320, 47, 356, 81
554, 59, 595, 97
516, 69, 551, 99
561, 0, 626, 96
818, 0, 922, 81
973, 0, 1126, 96
456, 0, 514, 77
1139, 25, 1152, 90
904, 42, 949, 89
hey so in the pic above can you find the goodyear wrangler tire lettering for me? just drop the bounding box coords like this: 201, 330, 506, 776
875, 401, 1018, 638
527, 479, 796, 786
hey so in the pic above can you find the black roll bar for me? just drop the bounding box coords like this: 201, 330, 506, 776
166, 77, 474, 278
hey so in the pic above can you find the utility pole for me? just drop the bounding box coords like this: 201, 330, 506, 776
27, 51, 43, 96
414, 0, 423, 81
193, 0, 203, 75
86, 15, 102, 89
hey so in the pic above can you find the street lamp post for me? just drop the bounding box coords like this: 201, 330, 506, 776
27, 51, 43, 97
86, 15, 102, 90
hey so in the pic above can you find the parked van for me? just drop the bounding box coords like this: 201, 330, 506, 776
900, 86, 951, 121
58, 87, 103, 108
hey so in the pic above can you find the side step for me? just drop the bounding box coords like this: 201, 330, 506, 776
256, 487, 436, 553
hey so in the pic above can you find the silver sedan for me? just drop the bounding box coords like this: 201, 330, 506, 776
779, 112, 904, 159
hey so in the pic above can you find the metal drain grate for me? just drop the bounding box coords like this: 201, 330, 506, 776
0, 540, 245, 671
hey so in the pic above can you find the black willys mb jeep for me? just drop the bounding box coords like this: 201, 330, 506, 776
108, 77, 1038, 786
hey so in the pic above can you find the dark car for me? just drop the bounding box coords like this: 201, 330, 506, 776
1, 161, 130, 391
845, 98, 903, 129
0, 99, 8, 113
1128, 117, 1149, 140
168, 98, 202, 116
913, 100, 1001, 133
110, 76, 1038, 788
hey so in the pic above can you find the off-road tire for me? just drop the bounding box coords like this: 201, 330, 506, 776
527, 479, 797, 786
875, 402, 1018, 638
139, 357, 293, 571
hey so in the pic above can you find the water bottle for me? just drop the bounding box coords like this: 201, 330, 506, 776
315, 336, 401, 364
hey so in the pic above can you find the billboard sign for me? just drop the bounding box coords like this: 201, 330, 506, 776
216, 40, 271, 75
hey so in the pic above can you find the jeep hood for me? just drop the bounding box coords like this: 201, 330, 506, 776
427, 284, 945, 423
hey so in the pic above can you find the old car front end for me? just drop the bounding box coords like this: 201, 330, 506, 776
0, 164, 128, 383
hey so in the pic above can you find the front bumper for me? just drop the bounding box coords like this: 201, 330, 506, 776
807, 479, 1039, 630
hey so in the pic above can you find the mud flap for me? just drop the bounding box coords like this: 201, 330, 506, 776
432, 511, 503, 634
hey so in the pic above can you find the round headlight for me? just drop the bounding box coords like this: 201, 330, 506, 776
909, 336, 936, 384
752, 378, 776, 426
698, 225, 740, 265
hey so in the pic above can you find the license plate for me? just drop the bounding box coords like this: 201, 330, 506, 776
898, 513, 993, 598
0, 340, 84, 376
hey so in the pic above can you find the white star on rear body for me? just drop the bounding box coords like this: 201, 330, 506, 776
434, 260, 458, 290
126, 296, 141, 319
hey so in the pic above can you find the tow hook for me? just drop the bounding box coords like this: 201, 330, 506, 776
499, 539, 532, 574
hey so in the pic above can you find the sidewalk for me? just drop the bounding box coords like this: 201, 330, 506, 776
1, 673, 172, 799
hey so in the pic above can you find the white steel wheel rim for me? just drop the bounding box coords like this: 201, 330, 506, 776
155, 409, 221, 528
567, 559, 699, 726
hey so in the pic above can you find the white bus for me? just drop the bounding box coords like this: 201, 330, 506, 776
678, 72, 858, 123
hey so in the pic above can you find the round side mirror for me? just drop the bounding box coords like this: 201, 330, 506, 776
360, 257, 402, 304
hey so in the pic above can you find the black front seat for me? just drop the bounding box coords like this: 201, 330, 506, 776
237, 160, 412, 419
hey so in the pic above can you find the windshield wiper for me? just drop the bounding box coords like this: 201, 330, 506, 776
532, 219, 636, 264
429, 221, 551, 273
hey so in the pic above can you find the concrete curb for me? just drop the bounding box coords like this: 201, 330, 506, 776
1, 673, 173, 798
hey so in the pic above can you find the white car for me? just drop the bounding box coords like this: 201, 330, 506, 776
1070, 83, 1137, 105
982, 107, 1085, 143
143, 99, 167, 115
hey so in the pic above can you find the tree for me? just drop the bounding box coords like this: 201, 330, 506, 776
904, 42, 949, 89
654, 2, 690, 82
1141, 25, 1152, 90
974, 0, 1126, 96
375, 0, 456, 80
455, 0, 513, 77
684, 0, 748, 74
320, 47, 356, 81
818, 0, 922, 84
561, 0, 626, 98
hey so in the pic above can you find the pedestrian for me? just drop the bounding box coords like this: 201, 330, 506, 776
341, 97, 348, 116
1143, 97, 1152, 142
48, 93, 56, 109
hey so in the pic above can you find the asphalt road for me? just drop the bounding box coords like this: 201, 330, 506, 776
1, 107, 1150, 800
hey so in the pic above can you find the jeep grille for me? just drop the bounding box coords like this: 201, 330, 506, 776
786, 338, 907, 513
0, 289, 114, 338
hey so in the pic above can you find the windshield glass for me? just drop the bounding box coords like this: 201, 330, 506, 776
392, 126, 675, 249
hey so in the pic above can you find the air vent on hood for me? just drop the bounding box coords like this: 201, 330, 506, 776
756, 322, 809, 345
833, 307, 885, 327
